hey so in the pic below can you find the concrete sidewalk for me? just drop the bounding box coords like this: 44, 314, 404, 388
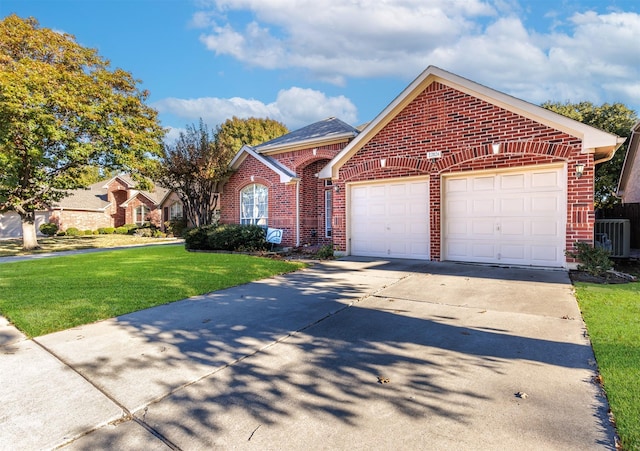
0, 259, 616, 450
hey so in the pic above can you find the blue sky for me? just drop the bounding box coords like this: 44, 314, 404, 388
2, 0, 639, 140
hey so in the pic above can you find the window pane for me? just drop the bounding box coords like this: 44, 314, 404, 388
240, 184, 268, 226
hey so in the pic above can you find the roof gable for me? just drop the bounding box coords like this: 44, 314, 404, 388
319, 66, 624, 179
255, 117, 358, 154
230, 145, 299, 183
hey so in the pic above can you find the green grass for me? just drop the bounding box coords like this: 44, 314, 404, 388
575, 281, 640, 451
0, 245, 305, 337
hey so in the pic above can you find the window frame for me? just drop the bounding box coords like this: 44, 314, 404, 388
240, 183, 268, 226
134, 204, 150, 226
325, 189, 332, 238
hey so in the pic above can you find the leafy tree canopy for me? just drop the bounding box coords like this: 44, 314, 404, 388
542, 101, 638, 209
215, 116, 289, 154
159, 117, 287, 228
0, 15, 165, 249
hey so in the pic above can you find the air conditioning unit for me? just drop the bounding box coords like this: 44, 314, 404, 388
594, 219, 631, 258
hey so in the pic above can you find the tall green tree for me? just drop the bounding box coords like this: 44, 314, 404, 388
542, 101, 637, 209
0, 15, 164, 249
215, 116, 288, 153
159, 117, 287, 228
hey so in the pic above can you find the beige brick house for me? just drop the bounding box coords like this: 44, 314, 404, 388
220, 66, 624, 268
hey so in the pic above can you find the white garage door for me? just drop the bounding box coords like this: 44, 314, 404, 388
443, 166, 566, 267
350, 178, 429, 259
0, 212, 49, 239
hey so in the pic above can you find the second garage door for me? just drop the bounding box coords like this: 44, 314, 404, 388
443, 166, 566, 267
350, 178, 429, 259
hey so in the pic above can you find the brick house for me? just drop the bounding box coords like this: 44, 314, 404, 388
49, 175, 184, 233
220, 66, 624, 268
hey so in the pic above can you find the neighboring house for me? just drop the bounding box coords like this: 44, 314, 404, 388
0, 211, 50, 239
49, 175, 183, 232
617, 120, 640, 203
220, 66, 624, 268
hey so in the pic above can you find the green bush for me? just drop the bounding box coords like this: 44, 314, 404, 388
65, 227, 80, 236
165, 217, 188, 237
97, 227, 116, 234
114, 226, 129, 234
184, 224, 267, 252
566, 241, 613, 277
184, 224, 216, 250
315, 244, 335, 260
83, 229, 93, 235
39, 222, 59, 236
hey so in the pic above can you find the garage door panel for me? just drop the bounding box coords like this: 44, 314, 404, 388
501, 174, 525, 190
471, 243, 496, 258
350, 179, 429, 259
501, 221, 525, 236
446, 221, 467, 236
500, 244, 526, 260
531, 195, 560, 212
472, 220, 495, 235
472, 199, 494, 214
531, 221, 559, 237
500, 197, 525, 214
473, 176, 495, 191
444, 167, 566, 267
447, 178, 468, 192
532, 171, 561, 188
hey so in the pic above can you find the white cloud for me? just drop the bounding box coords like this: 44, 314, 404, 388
193, 1, 640, 111
153, 86, 358, 130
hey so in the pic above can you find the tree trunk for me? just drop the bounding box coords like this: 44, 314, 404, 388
20, 212, 40, 250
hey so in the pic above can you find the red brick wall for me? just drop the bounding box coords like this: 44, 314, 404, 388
220, 144, 346, 247
333, 82, 593, 263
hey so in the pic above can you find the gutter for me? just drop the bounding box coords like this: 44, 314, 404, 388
593, 136, 627, 165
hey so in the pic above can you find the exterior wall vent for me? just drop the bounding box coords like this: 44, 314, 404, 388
595, 219, 631, 258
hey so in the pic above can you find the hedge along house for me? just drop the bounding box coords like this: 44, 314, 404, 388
221, 66, 624, 268
220, 118, 360, 248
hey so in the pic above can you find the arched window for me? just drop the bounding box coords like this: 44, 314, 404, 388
240, 184, 268, 226
134, 205, 150, 226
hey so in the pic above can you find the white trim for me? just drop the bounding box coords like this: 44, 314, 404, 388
231, 145, 299, 184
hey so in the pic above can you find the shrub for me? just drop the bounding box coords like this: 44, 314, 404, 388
97, 227, 116, 234
566, 241, 613, 277
83, 229, 93, 235
184, 224, 216, 250
185, 224, 267, 252
65, 227, 80, 236
165, 217, 188, 237
39, 222, 59, 236
315, 244, 335, 260
115, 226, 129, 234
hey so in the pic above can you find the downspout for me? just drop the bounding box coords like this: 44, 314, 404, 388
295, 180, 300, 247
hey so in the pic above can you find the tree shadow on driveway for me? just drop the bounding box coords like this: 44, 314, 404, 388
47, 259, 615, 450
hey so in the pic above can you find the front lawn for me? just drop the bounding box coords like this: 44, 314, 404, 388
0, 245, 305, 337
575, 281, 640, 451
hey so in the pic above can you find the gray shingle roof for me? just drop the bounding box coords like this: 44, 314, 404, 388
255, 117, 358, 152
54, 175, 169, 210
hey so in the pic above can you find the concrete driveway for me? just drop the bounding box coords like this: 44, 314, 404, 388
0, 258, 615, 450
